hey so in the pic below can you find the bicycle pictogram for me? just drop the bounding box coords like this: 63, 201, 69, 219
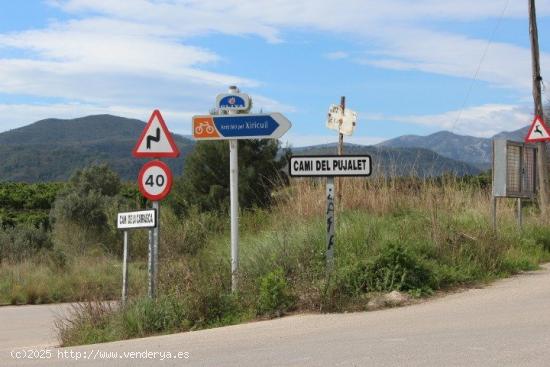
193, 117, 219, 138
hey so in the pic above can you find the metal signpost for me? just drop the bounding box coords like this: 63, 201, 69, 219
193, 86, 291, 292
132, 110, 179, 299
116, 210, 157, 304
289, 155, 372, 268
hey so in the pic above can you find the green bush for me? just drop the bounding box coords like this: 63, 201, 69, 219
334, 243, 435, 297
532, 226, 550, 252
366, 243, 434, 292
0, 224, 52, 263
120, 296, 189, 337
50, 164, 129, 254
257, 269, 295, 317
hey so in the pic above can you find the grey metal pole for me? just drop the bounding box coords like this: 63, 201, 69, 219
122, 230, 129, 305
152, 201, 160, 298
326, 177, 335, 270
147, 228, 154, 298
517, 198, 523, 229
492, 197, 497, 233
227, 85, 241, 293
230, 139, 239, 292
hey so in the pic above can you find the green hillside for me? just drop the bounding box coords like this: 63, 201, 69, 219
0, 115, 195, 182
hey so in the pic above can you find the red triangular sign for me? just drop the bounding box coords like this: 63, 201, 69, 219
525, 115, 550, 143
133, 110, 180, 158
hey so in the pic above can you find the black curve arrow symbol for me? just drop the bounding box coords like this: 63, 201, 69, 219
147, 128, 161, 149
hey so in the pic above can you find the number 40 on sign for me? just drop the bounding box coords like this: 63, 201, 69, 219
138, 160, 173, 201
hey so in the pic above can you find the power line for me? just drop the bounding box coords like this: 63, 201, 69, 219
450, 0, 511, 131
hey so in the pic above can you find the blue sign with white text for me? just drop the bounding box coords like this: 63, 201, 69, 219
212, 115, 279, 137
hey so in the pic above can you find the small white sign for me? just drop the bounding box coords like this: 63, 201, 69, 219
117, 210, 156, 229
326, 105, 358, 136
289, 155, 372, 177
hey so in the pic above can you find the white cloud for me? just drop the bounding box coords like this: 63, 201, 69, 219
0, 10, 259, 114
29, 0, 550, 94
362, 27, 544, 91
1, 0, 549, 136
365, 104, 532, 137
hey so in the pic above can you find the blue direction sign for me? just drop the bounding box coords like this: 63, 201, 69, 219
193, 113, 291, 140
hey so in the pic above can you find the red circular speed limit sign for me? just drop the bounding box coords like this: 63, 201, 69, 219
138, 160, 173, 201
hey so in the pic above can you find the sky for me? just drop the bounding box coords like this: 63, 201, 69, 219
0, 0, 550, 147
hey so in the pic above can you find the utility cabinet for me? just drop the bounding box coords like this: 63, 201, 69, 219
492, 140, 537, 199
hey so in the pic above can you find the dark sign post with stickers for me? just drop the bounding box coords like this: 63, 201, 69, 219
289, 155, 372, 270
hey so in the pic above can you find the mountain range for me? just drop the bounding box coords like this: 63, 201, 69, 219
377, 126, 529, 170
0, 114, 529, 182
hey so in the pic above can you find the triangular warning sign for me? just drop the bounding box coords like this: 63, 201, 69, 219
133, 110, 180, 158
525, 115, 550, 143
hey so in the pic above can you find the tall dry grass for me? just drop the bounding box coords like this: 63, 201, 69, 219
275, 175, 538, 229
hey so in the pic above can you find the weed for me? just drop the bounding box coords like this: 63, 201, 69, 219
257, 269, 295, 317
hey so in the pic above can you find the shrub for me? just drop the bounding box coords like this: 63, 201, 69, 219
50, 164, 127, 254
366, 243, 434, 292
532, 226, 550, 252
333, 243, 435, 298
0, 224, 52, 263
120, 296, 189, 337
257, 269, 295, 317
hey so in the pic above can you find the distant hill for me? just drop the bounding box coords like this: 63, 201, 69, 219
492, 125, 529, 141
0, 115, 194, 182
0, 114, 504, 183
378, 126, 529, 170
293, 143, 481, 177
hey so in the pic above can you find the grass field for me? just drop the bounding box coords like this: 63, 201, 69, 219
48, 176, 550, 346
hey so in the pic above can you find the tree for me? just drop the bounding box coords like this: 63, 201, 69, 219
170, 140, 288, 214
68, 164, 121, 197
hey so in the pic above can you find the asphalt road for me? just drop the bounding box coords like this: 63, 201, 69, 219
0, 303, 72, 352
4, 265, 550, 366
